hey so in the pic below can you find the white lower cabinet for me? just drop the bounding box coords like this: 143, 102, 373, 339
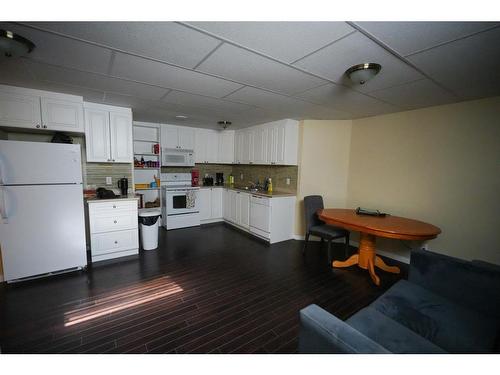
88, 199, 139, 262
221, 189, 296, 243
199, 187, 224, 224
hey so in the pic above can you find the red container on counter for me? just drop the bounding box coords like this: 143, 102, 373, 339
191, 169, 200, 187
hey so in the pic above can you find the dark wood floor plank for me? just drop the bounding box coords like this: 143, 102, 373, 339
0, 223, 405, 353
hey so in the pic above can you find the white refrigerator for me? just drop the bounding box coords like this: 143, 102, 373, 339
0, 140, 87, 282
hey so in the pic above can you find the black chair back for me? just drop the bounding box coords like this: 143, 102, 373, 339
304, 195, 324, 233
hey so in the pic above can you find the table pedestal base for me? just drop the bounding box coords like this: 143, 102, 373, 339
332, 233, 400, 286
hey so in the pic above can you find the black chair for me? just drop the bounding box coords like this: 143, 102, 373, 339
303, 195, 350, 263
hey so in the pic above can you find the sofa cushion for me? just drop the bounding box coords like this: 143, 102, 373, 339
347, 307, 446, 353
371, 280, 499, 353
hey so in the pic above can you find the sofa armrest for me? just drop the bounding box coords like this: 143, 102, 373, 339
409, 249, 500, 318
298, 304, 390, 353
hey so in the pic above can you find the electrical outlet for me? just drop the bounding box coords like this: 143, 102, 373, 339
106, 176, 112, 185
286, 177, 291, 185
240, 173, 244, 180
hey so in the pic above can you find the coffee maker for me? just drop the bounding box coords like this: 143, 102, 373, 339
118, 178, 128, 196
216, 173, 224, 186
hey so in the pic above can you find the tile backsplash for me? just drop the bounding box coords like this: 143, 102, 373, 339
162, 163, 298, 193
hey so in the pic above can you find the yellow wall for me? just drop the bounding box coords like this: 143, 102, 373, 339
294, 96, 500, 264
294, 119, 352, 236
347, 97, 500, 263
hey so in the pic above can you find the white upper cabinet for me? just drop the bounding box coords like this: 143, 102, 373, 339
235, 119, 299, 165
40, 97, 84, 132
218, 130, 235, 164
195, 128, 234, 164
85, 108, 111, 162
161, 124, 195, 150
0, 91, 41, 129
84, 102, 133, 163
178, 127, 195, 150
109, 112, 133, 163
0, 85, 84, 133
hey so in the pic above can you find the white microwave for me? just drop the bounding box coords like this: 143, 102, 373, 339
162, 148, 195, 167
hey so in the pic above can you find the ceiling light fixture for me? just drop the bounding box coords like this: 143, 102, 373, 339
218, 121, 232, 130
0, 29, 36, 58
345, 63, 382, 85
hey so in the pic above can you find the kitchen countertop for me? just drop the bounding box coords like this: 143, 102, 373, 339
200, 185, 296, 198
86, 195, 139, 203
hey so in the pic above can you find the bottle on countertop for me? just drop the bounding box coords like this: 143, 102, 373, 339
267, 178, 273, 193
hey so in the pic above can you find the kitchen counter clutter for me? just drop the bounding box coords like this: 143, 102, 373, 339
87, 197, 139, 262
199, 185, 296, 243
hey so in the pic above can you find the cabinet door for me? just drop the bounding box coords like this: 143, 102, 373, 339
194, 128, 207, 163
178, 127, 195, 150
206, 130, 219, 163
211, 188, 223, 219
230, 191, 238, 223
218, 131, 234, 164
252, 127, 266, 164
84, 108, 111, 162
223, 189, 231, 220
238, 193, 250, 229
0, 91, 41, 129
267, 126, 277, 164
275, 125, 286, 165
241, 130, 254, 164
199, 188, 211, 221
234, 131, 243, 164
110, 112, 133, 163
40, 97, 84, 133
161, 125, 179, 149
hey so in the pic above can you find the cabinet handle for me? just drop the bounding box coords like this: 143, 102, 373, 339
42, 125, 47, 129
112, 159, 115, 162
114, 220, 117, 224
114, 240, 118, 244
36, 124, 40, 128
113, 205, 116, 208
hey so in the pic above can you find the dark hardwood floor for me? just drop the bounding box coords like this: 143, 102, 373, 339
0, 223, 406, 354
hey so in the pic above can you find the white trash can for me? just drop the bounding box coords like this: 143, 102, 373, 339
138, 209, 162, 250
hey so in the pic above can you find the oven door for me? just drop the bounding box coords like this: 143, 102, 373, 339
165, 189, 199, 215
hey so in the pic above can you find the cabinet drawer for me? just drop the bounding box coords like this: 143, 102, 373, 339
90, 212, 138, 233
89, 200, 138, 215
91, 229, 138, 256
250, 195, 270, 206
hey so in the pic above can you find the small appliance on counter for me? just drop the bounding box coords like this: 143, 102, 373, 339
215, 172, 224, 186
96, 187, 117, 199
203, 175, 214, 186
191, 169, 200, 187
118, 177, 128, 196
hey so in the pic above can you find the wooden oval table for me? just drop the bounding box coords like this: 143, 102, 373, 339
318, 209, 441, 286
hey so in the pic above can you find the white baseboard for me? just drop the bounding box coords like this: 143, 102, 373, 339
293, 235, 411, 264
200, 218, 224, 225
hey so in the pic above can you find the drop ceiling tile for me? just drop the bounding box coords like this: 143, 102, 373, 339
294, 31, 423, 93
34, 81, 105, 102
25, 60, 169, 100
225, 86, 351, 119
27, 22, 221, 69
163, 90, 255, 114
368, 79, 457, 110
188, 22, 354, 63
197, 43, 327, 95
1, 22, 112, 74
354, 22, 499, 56
407, 27, 500, 92
111, 52, 242, 98
295, 83, 401, 117
0, 58, 38, 87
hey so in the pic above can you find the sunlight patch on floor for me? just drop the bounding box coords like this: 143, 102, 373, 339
63, 276, 183, 327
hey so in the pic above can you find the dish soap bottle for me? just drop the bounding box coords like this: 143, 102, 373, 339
267, 178, 273, 194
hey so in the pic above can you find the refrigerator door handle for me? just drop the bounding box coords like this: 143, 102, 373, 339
0, 186, 7, 223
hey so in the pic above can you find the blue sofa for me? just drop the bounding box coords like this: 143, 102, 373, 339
299, 249, 500, 353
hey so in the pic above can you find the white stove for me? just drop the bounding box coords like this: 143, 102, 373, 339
161, 173, 200, 230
